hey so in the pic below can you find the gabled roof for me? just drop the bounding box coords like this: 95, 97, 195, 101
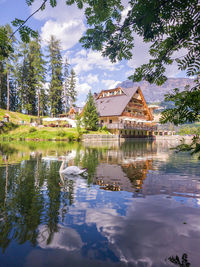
95, 86, 139, 117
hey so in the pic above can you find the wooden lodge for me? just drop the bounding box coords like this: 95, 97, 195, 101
95, 86, 157, 138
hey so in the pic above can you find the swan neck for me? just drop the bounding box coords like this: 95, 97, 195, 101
59, 160, 65, 173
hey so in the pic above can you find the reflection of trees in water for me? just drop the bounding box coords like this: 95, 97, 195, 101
120, 141, 156, 156
0, 154, 75, 252
168, 253, 190, 267
45, 161, 61, 245
0, 158, 44, 251
81, 147, 99, 183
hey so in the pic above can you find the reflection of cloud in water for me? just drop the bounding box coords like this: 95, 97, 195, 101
84, 196, 200, 266
37, 224, 83, 251
34, 193, 200, 266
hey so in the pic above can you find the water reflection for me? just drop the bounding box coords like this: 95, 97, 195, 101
0, 140, 199, 266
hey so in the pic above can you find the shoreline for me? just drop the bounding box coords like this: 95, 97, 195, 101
0, 134, 194, 142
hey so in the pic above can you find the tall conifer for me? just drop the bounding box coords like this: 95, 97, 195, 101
48, 35, 63, 116
83, 91, 99, 130
67, 68, 77, 109
63, 58, 70, 113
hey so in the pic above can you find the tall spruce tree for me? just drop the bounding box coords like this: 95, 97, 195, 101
0, 25, 14, 109
28, 37, 46, 116
17, 42, 29, 113
4, 24, 16, 111
83, 91, 99, 131
67, 68, 77, 109
63, 58, 70, 113
48, 36, 63, 116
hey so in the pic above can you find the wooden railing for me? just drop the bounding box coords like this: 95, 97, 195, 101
101, 123, 157, 131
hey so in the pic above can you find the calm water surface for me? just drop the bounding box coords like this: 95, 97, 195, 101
0, 140, 200, 267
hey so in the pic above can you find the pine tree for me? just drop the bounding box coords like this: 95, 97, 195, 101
0, 24, 14, 109
4, 24, 16, 111
63, 58, 70, 114
39, 88, 48, 116
67, 68, 77, 109
28, 37, 46, 116
83, 91, 99, 131
17, 42, 29, 113
48, 36, 63, 116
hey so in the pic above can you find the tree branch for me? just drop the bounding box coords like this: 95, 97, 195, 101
11, 0, 48, 38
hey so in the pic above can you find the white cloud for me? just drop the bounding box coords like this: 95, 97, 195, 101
71, 50, 121, 74
40, 19, 85, 50
102, 80, 121, 89
121, 5, 131, 23
84, 74, 99, 85
76, 78, 91, 94
30, 0, 86, 50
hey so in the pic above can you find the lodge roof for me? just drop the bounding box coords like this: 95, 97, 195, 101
95, 86, 140, 117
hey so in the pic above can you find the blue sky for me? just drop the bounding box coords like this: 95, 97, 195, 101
0, 0, 187, 106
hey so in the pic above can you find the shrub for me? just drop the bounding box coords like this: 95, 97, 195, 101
29, 127, 37, 133
57, 129, 66, 137
102, 125, 108, 132
67, 133, 75, 142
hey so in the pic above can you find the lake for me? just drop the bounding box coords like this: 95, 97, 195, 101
0, 140, 199, 267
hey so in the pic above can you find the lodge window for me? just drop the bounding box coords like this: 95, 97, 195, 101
109, 119, 112, 123
101, 120, 104, 123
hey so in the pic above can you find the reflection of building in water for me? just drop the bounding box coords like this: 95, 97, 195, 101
93, 141, 157, 192
94, 158, 153, 193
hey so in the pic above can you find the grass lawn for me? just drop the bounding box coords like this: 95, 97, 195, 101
0, 108, 37, 124
0, 109, 110, 141
0, 125, 110, 141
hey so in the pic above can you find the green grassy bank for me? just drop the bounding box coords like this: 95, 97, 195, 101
0, 125, 109, 141
0, 109, 109, 141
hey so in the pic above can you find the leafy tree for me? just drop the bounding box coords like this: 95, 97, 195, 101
83, 90, 99, 130
48, 35, 63, 116
160, 83, 200, 125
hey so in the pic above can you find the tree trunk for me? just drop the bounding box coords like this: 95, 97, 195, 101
38, 92, 40, 117
0, 63, 2, 108
7, 68, 10, 111
64, 85, 66, 114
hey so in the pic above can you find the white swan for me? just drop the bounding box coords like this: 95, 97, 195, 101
59, 159, 87, 176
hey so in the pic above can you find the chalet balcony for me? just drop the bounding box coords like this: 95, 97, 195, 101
128, 102, 143, 109
122, 112, 149, 120
101, 123, 157, 131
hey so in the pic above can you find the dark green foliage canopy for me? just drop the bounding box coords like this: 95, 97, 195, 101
69, 0, 199, 86
83, 91, 99, 130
